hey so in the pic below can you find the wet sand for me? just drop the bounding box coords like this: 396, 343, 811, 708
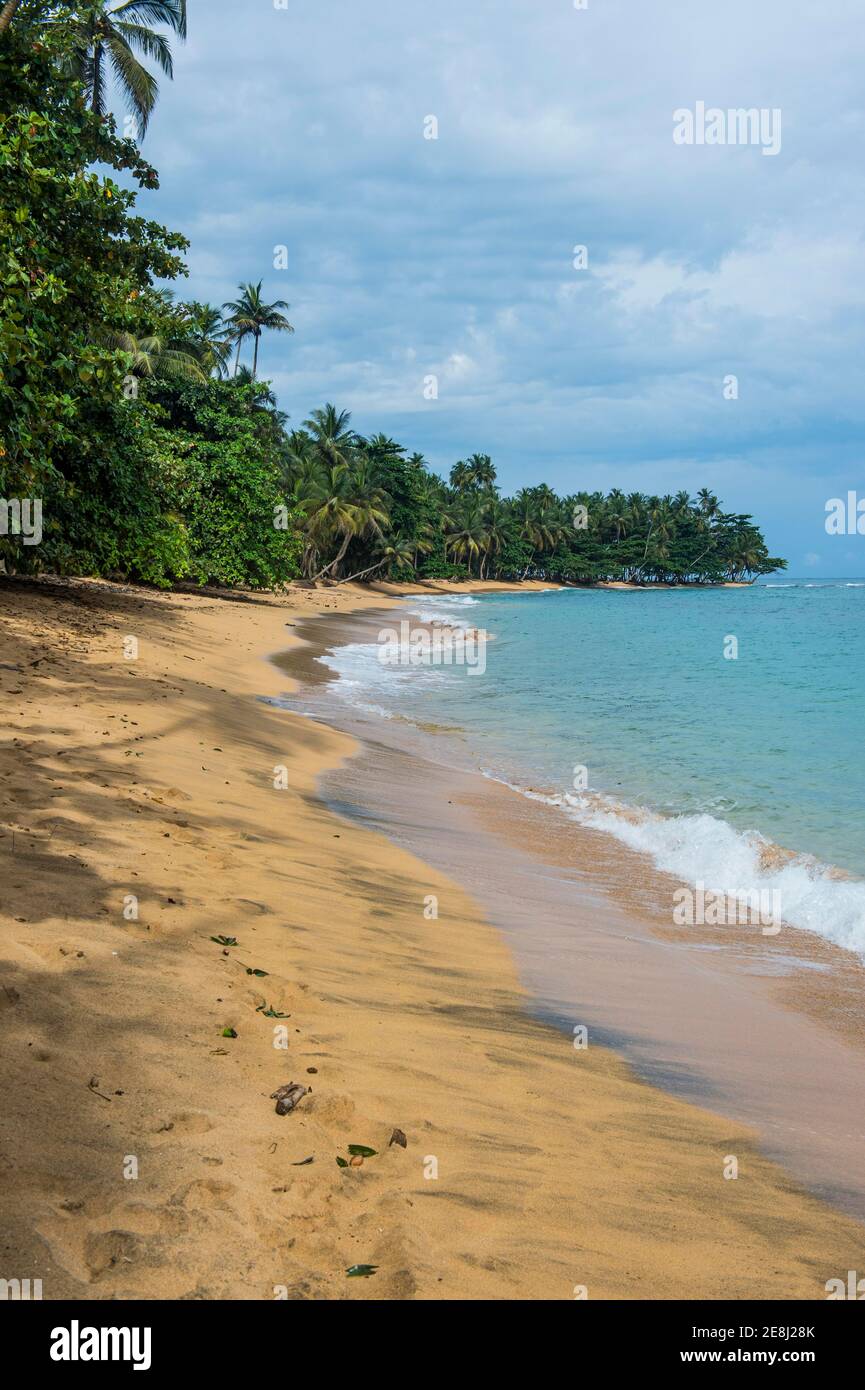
275, 605, 865, 1221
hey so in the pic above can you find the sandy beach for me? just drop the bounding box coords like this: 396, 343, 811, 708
2, 574, 864, 1301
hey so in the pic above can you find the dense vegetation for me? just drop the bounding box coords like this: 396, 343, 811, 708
0, 2, 786, 588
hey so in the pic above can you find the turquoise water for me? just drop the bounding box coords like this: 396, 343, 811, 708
323, 581, 865, 955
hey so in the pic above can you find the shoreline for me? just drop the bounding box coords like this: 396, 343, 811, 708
2, 574, 864, 1299
279, 599, 865, 1220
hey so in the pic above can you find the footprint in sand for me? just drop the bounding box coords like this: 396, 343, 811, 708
84, 1229, 143, 1282
234, 898, 270, 916
162, 787, 192, 803
170, 1178, 237, 1212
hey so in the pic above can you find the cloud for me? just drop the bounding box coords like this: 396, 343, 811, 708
116, 0, 865, 573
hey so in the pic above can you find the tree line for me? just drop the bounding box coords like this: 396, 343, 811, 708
0, 3, 786, 588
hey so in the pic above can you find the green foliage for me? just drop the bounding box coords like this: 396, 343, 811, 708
65, 0, 188, 136
28, 395, 189, 584
284, 424, 785, 585
0, 8, 785, 594
0, 3, 187, 572
0, 8, 301, 591
147, 377, 303, 588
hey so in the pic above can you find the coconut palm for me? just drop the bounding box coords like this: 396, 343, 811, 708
180, 301, 232, 378
0, 1, 23, 38
445, 496, 488, 576
469, 453, 497, 491
481, 497, 509, 578
697, 488, 721, 520
300, 459, 389, 582
223, 281, 294, 380
303, 404, 356, 469
106, 329, 205, 382
449, 459, 475, 493
319, 461, 389, 579
450, 453, 498, 493
376, 533, 415, 578
66, 1, 187, 136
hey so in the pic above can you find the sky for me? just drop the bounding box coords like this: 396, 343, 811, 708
125, 0, 865, 575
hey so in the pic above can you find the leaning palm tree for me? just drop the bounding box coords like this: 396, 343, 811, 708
223, 281, 294, 380
309, 462, 389, 581
302, 466, 361, 582
66, 1, 188, 136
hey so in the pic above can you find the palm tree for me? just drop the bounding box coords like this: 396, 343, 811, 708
449, 459, 476, 493
0, 1, 23, 38
106, 329, 205, 383
180, 301, 232, 378
303, 404, 357, 470
301, 459, 389, 582
697, 488, 721, 520
223, 281, 294, 379
445, 496, 488, 576
450, 453, 497, 493
376, 533, 415, 578
481, 497, 509, 578
67, 1, 188, 136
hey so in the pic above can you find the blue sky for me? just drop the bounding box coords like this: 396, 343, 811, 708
128, 0, 865, 574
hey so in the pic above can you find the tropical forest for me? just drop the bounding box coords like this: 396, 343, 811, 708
0, 1, 787, 588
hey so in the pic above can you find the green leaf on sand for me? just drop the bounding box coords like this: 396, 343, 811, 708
346, 1265, 378, 1278
347, 1145, 378, 1158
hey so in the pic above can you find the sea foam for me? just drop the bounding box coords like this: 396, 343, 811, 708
481, 771, 865, 959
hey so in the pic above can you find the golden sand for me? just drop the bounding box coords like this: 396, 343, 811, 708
1, 575, 863, 1300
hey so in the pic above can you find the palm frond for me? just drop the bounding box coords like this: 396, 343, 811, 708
106, 30, 158, 129
114, 20, 173, 77
110, 0, 187, 39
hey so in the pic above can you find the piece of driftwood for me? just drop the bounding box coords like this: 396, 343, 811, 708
270, 1082, 309, 1116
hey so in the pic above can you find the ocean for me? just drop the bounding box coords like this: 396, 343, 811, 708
320, 580, 865, 959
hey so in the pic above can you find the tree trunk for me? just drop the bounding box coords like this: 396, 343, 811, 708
252, 332, 259, 380
333, 558, 387, 585
233, 335, 242, 377
0, 0, 22, 36
91, 45, 103, 113
310, 528, 352, 582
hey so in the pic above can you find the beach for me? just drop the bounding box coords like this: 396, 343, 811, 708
2, 574, 864, 1301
